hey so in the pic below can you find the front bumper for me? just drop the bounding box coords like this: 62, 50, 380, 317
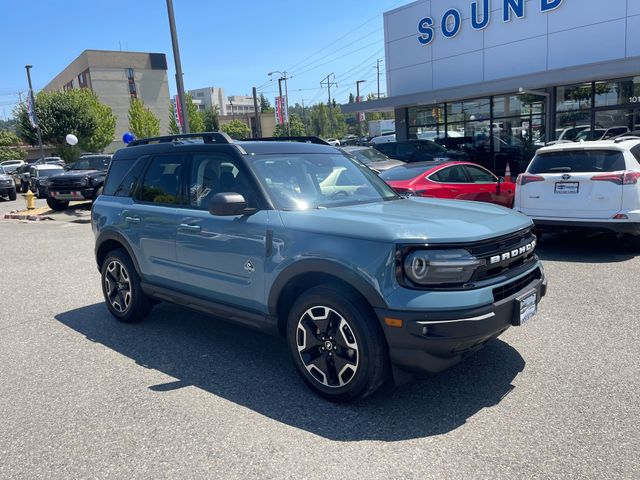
48, 188, 95, 201
375, 268, 547, 382
0, 185, 16, 195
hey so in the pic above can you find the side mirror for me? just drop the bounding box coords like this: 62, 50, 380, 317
209, 192, 247, 216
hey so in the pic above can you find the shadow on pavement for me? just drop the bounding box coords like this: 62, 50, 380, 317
56, 302, 525, 441
536, 231, 637, 263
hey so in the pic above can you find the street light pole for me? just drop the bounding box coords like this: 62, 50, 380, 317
356, 79, 366, 138
166, 0, 189, 133
269, 70, 291, 136
24, 65, 44, 160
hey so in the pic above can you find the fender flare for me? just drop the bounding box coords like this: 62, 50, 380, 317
267, 259, 388, 317
95, 229, 142, 276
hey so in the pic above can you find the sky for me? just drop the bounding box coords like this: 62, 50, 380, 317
0, 0, 408, 119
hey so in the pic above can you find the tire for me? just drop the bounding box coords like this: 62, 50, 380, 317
36, 186, 43, 199
20, 183, 27, 193
627, 234, 640, 252
286, 284, 389, 402
93, 186, 103, 199
8, 189, 16, 201
100, 249, 152, 323
46, 197, 69, 211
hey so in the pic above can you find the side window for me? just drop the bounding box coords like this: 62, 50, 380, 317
397, 143, 415, 157
188, 153, 255, 210
631, 145, 640, 165
376, 144, 394, 155
430, 166, 470, 183
103, 157, 147, 197
464, 165, 496, 183
138, 155, 185, 204
336, 169, 359, 186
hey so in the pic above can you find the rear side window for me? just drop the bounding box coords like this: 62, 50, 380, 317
380, 166, 429, 181
103, 157, 147, 197
138, 155, 186, 204
529, 150, 625, 174
631, 145, 640, 165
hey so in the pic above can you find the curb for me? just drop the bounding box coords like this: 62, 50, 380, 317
3, 213, 54, 222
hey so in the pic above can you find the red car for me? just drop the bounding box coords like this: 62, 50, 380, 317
379, 161, 516, 208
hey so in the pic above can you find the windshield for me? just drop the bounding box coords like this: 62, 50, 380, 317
250, 153, 398, 210
70, 156, 110, 170
0, 166, 6, 175
529, 150, 626, 174
37, 168, 64, 177
412, 141, 447, 154
348, 148, 391, 164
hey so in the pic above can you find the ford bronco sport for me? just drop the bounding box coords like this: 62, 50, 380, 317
92, 133, 547, 402
47, 154, 111, 210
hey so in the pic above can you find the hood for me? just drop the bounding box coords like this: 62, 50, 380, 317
280, 198, 532, 244
50, 170, 105, 179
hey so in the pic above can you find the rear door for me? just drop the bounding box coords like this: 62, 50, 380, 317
519, 149, 625, 219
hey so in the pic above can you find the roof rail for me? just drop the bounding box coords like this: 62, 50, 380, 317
127, 131, 233, 147
247, 136, 330, 145
613, 136, 640, 143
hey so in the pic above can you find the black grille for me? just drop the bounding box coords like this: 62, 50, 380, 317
469, 229, 537, 282
50, 178, 83, 189
493, 268, 541, 302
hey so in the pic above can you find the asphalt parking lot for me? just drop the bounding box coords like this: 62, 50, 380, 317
0, 216, 638, 479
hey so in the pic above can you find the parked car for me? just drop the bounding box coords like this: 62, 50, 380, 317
34, 156, 64, 166
369, 133, 396, 144
0, 159, 25, 174
373, 139, 468, 163
92, 132, 546, 402
574, 126, 630, 142
380, 161, 516, 208
46, 154, 111, 211
341, 146, 405, 173
13, 164, 32, 192
325, 138, 341, 146
514, 138, 640, 247
28, 164, 65, 198
0, 166, 17, 201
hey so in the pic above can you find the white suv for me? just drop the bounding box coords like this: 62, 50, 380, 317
514, 137, 640, 246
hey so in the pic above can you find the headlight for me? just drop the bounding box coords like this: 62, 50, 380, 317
80, 177, 89, 186
403, 249, 483, 286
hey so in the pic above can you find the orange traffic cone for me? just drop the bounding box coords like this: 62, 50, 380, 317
504, 163, 512, 182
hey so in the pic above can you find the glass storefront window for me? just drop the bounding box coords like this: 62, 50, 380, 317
555, 111, 591, 141
594, 77, 640, 107
408, 105, 444, 127
446, 99, 491, 123
494, 95, 545, 118
556, 83, 592, 112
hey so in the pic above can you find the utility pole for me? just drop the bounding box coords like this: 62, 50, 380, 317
252, 86, 261, 138
376, 59, 381, 99
166, 0, 190, 133
301, 98, 306, 126
356, 80, 366, 138
24, 65, 44, 160
269, 71, 290, 135
321, 73, 337, 137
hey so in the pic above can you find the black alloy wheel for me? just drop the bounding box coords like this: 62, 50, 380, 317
286, 284, 389, 402
101, 249, 152, 323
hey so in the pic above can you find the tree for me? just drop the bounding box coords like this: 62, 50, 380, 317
309, 103, 330, 137
260, 94, 274, 113
0, 131, 26, 161
273, 113, 306, 137
221, 120, 250, 140
167, 94, 205, 134
15, 89, 115, 156
128, 98, 160, 140
203, 106, 220, 131
186, 93, 205, 133
0, 118, 17, 132
82, 96, 116, 152
348, 93, 355, 104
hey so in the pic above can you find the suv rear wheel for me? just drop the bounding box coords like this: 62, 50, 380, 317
286, 284, 389, 402
101, 249, 152, 323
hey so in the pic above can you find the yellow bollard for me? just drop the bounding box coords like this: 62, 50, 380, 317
25, 189, 36, 210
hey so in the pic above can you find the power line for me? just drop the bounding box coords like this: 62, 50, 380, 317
291, 43, 382, 78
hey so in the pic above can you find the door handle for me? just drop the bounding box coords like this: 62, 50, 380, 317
178, 224, 201, 233
125, 216, 140, 224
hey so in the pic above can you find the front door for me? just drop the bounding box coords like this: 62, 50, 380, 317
463, 164, 514, 207
175, 152, 270, 314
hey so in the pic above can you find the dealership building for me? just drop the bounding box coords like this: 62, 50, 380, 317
345, 0, 640, 175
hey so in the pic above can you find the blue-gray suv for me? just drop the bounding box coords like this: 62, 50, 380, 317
92, 132, 547, 402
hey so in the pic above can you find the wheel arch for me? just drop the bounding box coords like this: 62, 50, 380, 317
268, 259, 387, 336
95, 230, 142, 276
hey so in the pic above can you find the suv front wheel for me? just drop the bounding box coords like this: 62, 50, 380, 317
286, 284, 389, 402
101, 249, 152, 323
